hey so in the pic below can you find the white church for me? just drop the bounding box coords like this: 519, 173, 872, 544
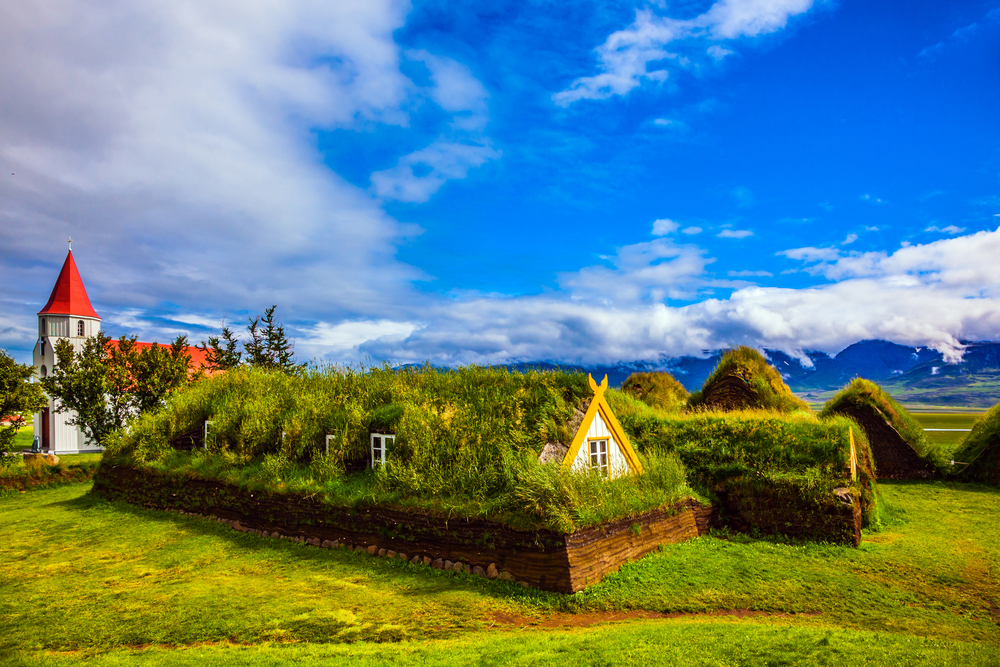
32, 248, 105, 454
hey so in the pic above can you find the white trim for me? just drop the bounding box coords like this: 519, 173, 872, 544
370, 433, 394, 467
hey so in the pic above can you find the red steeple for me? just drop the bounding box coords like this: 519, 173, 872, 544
38, 250, 101, 319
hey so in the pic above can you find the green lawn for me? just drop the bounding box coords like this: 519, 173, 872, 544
12, 423, 34, 451
2, 478, 999, 664
911, 412, 981, 458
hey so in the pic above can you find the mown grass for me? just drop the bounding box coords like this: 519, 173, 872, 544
6, 622, 999, 667
12, 424, 34, 451
1, 479, 998, 666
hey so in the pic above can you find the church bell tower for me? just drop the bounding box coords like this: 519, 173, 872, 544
33, 241, 103, 453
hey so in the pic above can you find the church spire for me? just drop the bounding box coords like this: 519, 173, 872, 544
37, 248, 101, 319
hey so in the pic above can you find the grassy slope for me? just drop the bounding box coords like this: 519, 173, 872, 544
2, 480, 998, 665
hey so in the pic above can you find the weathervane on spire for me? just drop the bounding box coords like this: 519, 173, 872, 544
68, 236, 72, 251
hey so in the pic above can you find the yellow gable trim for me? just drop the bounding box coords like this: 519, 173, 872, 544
562, 374, 645, 475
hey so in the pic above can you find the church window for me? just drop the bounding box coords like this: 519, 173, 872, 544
589, 439, 609, 477
40, 365, 47, 378
77, 320, 85, 337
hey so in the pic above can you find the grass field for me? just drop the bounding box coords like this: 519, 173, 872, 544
11, 424, 34, 451
2, 479, 998, 665
910, 412, 981, 458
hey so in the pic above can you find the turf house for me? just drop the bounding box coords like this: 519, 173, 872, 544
93, 355, 880, 592
820, 378, 944, 480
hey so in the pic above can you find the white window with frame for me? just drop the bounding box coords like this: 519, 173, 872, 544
370, 433, 394, 467
589, 438, 609, 477
76, 320, 85, 337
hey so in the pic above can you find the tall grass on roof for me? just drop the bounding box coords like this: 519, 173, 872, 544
686, 346, 809, 414
820, 378, 946, 475
607, 389, 881, 527
954, 401, 1000, 485
620, 371, 688, 414
104, 365, 694, 532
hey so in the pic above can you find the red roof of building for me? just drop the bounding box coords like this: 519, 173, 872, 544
106, 339, 213, 373
38, 250, 101, 319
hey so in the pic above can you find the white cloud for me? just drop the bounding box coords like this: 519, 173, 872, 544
841, 233, 857, 245
652, 218, 680, 235
925, 225, 966, 235
370, 141, 500, 203
778, 246, 840, 262
553, 0, 815, 105
717, 229, 753, 239
861, 194, 884, 204
300, 319, 419, 356
0, 0, 511, 357
728, 270, 773, 277
865, 226, 879, 231
707, 45, 733, 60
682, 226, 703, 234
557, 238, 712, 304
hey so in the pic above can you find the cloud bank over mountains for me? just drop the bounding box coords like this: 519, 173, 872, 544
2, 0, 998, 369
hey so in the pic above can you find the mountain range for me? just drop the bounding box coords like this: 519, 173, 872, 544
509, 340, 1000, 408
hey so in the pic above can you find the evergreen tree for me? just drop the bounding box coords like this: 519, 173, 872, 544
0, 349, 46, 466
199, 326, 242, 372
244, 305, 299, 373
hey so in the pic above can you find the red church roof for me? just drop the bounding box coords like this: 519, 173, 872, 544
107, 339, 213, 373
38, 250, 100, 319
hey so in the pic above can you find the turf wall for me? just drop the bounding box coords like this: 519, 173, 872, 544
93, 463, 713, 593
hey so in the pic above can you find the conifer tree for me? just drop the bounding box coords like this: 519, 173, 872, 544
244, 305, 299, 373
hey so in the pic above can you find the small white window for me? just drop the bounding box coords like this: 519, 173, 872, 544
370, 433, 394, 467
77, 320, 85, 337
589, 439, 609, 477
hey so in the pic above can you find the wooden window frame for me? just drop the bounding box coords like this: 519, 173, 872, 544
588, 437, 609, 477
370, 433, 394, 467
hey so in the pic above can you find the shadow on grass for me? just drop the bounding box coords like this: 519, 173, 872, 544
79, 486, 557, 604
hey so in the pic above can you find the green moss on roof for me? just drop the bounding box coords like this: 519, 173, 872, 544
686, 347, 809, 414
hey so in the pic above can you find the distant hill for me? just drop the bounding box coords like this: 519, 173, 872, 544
505, 340, 1000, 408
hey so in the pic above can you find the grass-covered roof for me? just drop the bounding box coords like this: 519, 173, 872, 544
955, 401, 1000, 485
686, 347, 809, 414
820, 378, 944, 478
607, 390, 880, 527
105, 365, 694, 532
620, 371, 688, 414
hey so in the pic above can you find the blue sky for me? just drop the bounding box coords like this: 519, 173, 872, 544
2, 0, 999, 366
